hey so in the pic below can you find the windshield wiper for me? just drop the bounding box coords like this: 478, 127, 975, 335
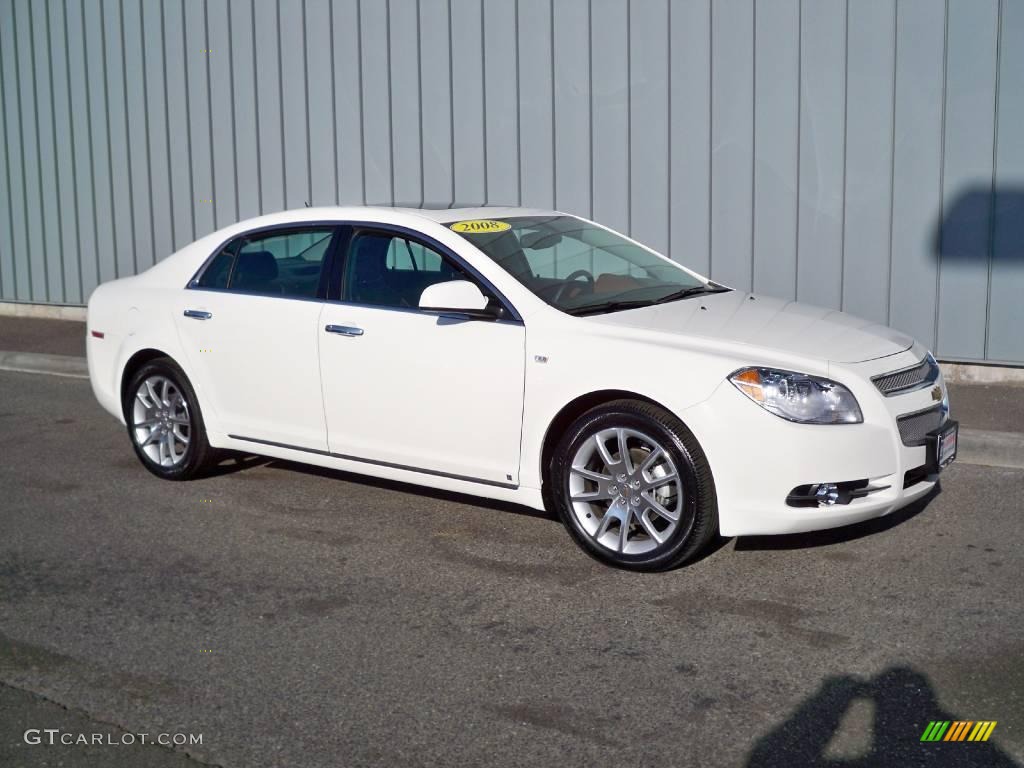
565, 284, 731, 317
564, 299, 658, 316
651, 284, 731, 305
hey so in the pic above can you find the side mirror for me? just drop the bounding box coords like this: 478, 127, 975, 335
418, 280, 502, 319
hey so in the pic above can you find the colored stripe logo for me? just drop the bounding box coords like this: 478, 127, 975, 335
921, 721, 997, 742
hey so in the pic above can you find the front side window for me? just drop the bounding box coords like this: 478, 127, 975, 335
343, 231, 462, 308
386, 238, 444, 272
449, 215, 723, 314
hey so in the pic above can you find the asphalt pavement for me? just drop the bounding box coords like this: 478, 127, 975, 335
0, 369, 1022, 767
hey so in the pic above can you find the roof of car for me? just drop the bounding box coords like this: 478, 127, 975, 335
216, 205, 568, 241
373, 204, 562, 224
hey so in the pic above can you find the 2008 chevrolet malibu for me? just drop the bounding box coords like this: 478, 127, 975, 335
87, 206, 957, 570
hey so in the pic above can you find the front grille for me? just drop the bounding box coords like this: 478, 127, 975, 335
897, 405, 946, 446
873, 356, 940, 396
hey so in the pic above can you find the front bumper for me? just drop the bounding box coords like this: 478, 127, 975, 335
679, 345, 950, 537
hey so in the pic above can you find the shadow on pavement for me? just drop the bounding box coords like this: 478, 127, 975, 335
256, 457, 559, 522
747, 666, 1019, 767
203, 452, 271, 477
203, 454, 944, 558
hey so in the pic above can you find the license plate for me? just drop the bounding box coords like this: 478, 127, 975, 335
937, 422, 958, 468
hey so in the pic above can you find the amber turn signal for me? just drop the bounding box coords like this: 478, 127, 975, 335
731, 368, 764, 402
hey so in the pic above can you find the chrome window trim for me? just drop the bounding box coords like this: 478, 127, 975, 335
183, 286, 332, 305
338, 221, 523, 323
186, 220, 343, 293
186, 219, 524, 323
181, 287, 523, 327
318, 297, 524, 326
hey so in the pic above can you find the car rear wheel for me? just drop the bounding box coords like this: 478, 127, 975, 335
550, 399, 718, 570
125, 358, 215, 480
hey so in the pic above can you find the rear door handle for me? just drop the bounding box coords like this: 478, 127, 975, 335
184, 309, 213, 320
325, 324, 364, 337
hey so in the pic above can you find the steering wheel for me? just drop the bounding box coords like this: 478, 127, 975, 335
551, 269, 595, 304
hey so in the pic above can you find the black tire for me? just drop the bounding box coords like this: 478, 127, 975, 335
123, 357, 216, 480
550, 399, 718, 571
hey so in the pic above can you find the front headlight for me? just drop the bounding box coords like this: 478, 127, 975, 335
729, 367, 863, 424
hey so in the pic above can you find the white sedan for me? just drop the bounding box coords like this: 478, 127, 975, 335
87, 206, 956, 570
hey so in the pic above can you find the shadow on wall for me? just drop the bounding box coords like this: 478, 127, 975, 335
934, 186, 1024, 263
746, 667, 1019, 767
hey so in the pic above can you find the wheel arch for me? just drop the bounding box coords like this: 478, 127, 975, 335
539, 389, 673, 504
119, 348, 179, 420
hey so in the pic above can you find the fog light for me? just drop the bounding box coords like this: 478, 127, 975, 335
812, 483, 840, 506
786, 479, 887, 508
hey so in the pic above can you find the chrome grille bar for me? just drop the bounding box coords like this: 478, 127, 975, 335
872, 356, 940, 397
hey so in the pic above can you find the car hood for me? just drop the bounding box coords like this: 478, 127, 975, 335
587, 290, 914, 364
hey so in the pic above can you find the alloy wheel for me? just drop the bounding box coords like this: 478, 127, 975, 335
567, 427, 684, 556
131, 375, 191, 467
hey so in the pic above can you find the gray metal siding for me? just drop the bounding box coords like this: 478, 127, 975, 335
1, 0, 1022, 364
990, 0, 1024, 363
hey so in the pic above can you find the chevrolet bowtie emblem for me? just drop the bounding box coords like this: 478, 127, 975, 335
932, 386, 943, 402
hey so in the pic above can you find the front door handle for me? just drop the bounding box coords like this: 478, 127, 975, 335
325, 324, 364, 337
184, 309, 213, 320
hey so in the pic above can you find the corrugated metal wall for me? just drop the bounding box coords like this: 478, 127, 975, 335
1, 0, 1023, 363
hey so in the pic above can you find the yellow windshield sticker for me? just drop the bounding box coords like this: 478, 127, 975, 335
449, 219, 511, 234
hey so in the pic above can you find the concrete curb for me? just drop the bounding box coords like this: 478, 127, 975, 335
956, 428, 1024, 470
0, 350, 89, 379
0, 301, 87, 321
941, 362, 1024, 387
0, 350, 1021, 469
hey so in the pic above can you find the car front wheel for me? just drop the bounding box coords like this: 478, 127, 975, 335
551, 399, 718, 570
124, 357, 215, 480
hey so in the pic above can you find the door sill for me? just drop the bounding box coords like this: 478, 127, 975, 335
227, 434, 519, 490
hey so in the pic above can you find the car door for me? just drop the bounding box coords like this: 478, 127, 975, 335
174, 225, 341, 451
318, 227, 526, 486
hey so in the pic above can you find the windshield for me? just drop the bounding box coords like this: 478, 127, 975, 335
448, 215, 721, 314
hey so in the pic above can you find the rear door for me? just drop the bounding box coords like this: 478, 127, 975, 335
174, 225, 341, 450
318, 227, 526, 486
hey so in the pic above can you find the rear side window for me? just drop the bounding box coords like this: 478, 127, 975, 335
233, 229, 335, 298
194, 227, 337, 298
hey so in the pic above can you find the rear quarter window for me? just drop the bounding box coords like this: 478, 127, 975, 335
196, 248, 234, 289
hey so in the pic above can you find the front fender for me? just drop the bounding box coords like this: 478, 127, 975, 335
519, 326, 748, 492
